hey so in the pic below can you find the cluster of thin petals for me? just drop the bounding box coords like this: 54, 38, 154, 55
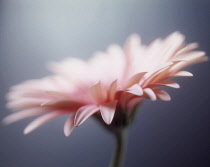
4, 32, 208, 136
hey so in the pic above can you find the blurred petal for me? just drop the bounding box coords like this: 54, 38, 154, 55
2, 109, 45, 125
40, 99, 83, 109
176, 52, 208, 68
160, 32, 185, 61
127, 97, 144, 112
6, 98, 45, 111
24, 111, 66, 135
175, 43, 198, 56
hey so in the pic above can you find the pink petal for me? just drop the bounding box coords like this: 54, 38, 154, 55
2, 109, 46, 125
175, 52, 208, 69
126, 84, 143, 96
125, 72, 146, 88
89, 82, 106, 103
186, 54, 208, 64
44, 90, 70, 98
125, 72, 147, 88
175, 43, 198, 56
150, 81, 180, 89
108, 80, 118, 101
160, 32, 185, 61
124, 34, 141, 57
181, 51, 205, 61
74, 105, 99, 126
141, 62, 173, 87
24, 111, 66, 134
64, 115, 75, 136
6, 98, 44, 110
172, 71, 193, 77
143, 88, 156, 101
127, 97, 143, 112
40, 99, 83, 109
150, 61, 184, 84
99, 101, 117, 125
153, 89, 171, 101
118, 92, 132, 109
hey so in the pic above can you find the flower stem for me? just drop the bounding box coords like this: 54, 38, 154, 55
109, 129, 127, 167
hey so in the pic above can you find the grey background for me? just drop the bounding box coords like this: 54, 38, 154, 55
0, 0, 209, 167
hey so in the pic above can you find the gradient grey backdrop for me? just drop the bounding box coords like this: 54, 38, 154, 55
0, 0, 209, 167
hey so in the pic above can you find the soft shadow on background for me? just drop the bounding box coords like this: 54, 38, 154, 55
0, 0, 209, 167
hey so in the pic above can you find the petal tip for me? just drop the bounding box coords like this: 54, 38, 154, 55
2, 118, 9, 125
100, 102, 117, 125
188, 73, 193, 77
23, 128, 30, 135
104, 120, 112, 125
64, 130, 70, 137
165, 97, 171, 101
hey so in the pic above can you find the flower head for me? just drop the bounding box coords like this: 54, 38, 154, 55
3, 32, 208, 136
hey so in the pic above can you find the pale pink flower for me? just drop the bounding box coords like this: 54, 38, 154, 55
3, 32, 208, 136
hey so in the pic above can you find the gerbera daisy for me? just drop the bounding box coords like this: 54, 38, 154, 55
3, 32, 208, 137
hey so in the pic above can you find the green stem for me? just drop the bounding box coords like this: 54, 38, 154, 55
109, 129, 127, 167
